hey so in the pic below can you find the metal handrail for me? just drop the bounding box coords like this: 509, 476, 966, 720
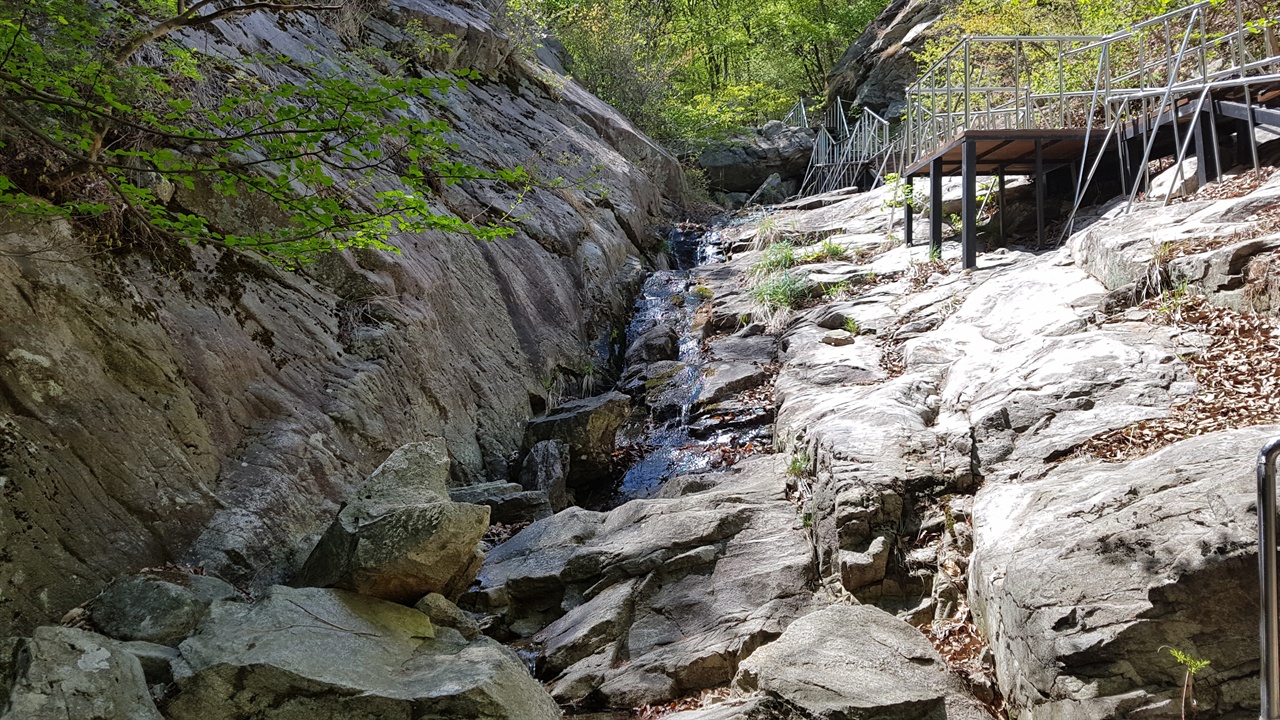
1259, 438, 1280, 720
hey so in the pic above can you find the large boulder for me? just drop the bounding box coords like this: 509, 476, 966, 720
167, 586, 560, 720
970, 427, 1273, 719
826, 0, 952, 117
735, 604, 990, 720
1, 626, 162, 720
296, 440, 490, 603
697, 122, 816, 194
89, 570, 238, 646
520, 439, 572, 511
449, 482, 554, 525
523, 391, 631, 487
464, 457, 816, 708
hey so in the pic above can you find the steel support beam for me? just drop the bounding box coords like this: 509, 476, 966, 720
1035, 139, 1046, 247
930, 157, 944, 257
962, 139, 977, 269
1193, 110, 1218, 186
1259, 438, 1280, 720
1216, 99, 1280, 131
997, 170, 1007, 242
903, 175, 914, 245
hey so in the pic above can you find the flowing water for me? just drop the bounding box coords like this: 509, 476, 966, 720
592, 221, 772, 509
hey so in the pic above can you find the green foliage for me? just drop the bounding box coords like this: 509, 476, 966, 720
0, 0, 528, 265
1168, 648, 1210, 675
752, 240, 798, 275
882, 173, 918, 210
533, 0, 891, 140
801, 236, 849, 263
843, 317, 860, 334
786, 449, 811, 477
692, 285, 714, 300
750, 271, 807, 309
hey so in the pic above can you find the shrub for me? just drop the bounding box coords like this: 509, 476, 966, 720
750, 272, 807, 309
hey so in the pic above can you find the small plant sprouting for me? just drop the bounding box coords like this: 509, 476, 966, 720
787, 450, 811, 478
752, 241, 798, 275
928, 243, 943, 262
843, 317, 860, 335
1164, 647, 1210, 720
750, 272, 807, 310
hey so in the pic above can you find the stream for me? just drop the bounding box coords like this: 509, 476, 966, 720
591, 220, 774, 510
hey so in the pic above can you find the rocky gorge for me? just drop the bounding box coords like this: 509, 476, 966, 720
5, 1, 1280, 720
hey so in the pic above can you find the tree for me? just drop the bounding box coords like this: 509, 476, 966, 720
0, 0, 529, 265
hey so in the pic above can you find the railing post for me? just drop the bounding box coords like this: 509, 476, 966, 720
1258, 438, 1280, 720
930, 156, 944, 257
962, 138, 978, 269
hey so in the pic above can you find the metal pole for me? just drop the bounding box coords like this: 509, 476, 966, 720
1035, 138, 1046, 246
997, 170, 1006, 242
1258, 437, 1280, 720
962, 138, 978, 269
904, 175, 914, 245
964, 41, 972, 127
931, 156, 944, 257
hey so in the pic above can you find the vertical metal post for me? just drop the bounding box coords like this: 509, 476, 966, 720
1257, 438, 1280, 720
997, 170, 1007, 242
903, 175, 914, 246
931, 156, 944, 257
964, 40, 971, 127
1193, 109, 1214, 186
962, 139, 978, 269
1035, 138, 1046, 247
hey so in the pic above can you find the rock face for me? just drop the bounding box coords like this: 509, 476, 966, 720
0, 0, 679, 636
89, 571, 238, 646
523, 391, 632, 487
826, 0, 952, 116
167, 585, 561, 720
736, 604, 990, 720
296, 440, 490, 603
465, 457, 815, 707
696, 122, 816, 194
970, 427, 1271, 719
520, 439, 573, 511
1, 626, 162, 720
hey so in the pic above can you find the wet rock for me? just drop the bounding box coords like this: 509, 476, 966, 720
414, 592, 482, 641
466, 457, 815, 707
450, 482, 554, 525
970, 427, 1273, 719
89, 570, 237, 646
1, 626, 162, 720
735, 604, 990, 720
697, 124, 815, 193
625, 324, 679, 364
696, 362, 770, 410
524, 391, 632, 486
167, 586, 560, 720
296, 440, 490, 603
520, 439, 572, 511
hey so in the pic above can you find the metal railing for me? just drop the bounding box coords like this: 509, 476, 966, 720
1260, 438, 1280, 720
799, 107, 894, 195
900, 1, 1280, 174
